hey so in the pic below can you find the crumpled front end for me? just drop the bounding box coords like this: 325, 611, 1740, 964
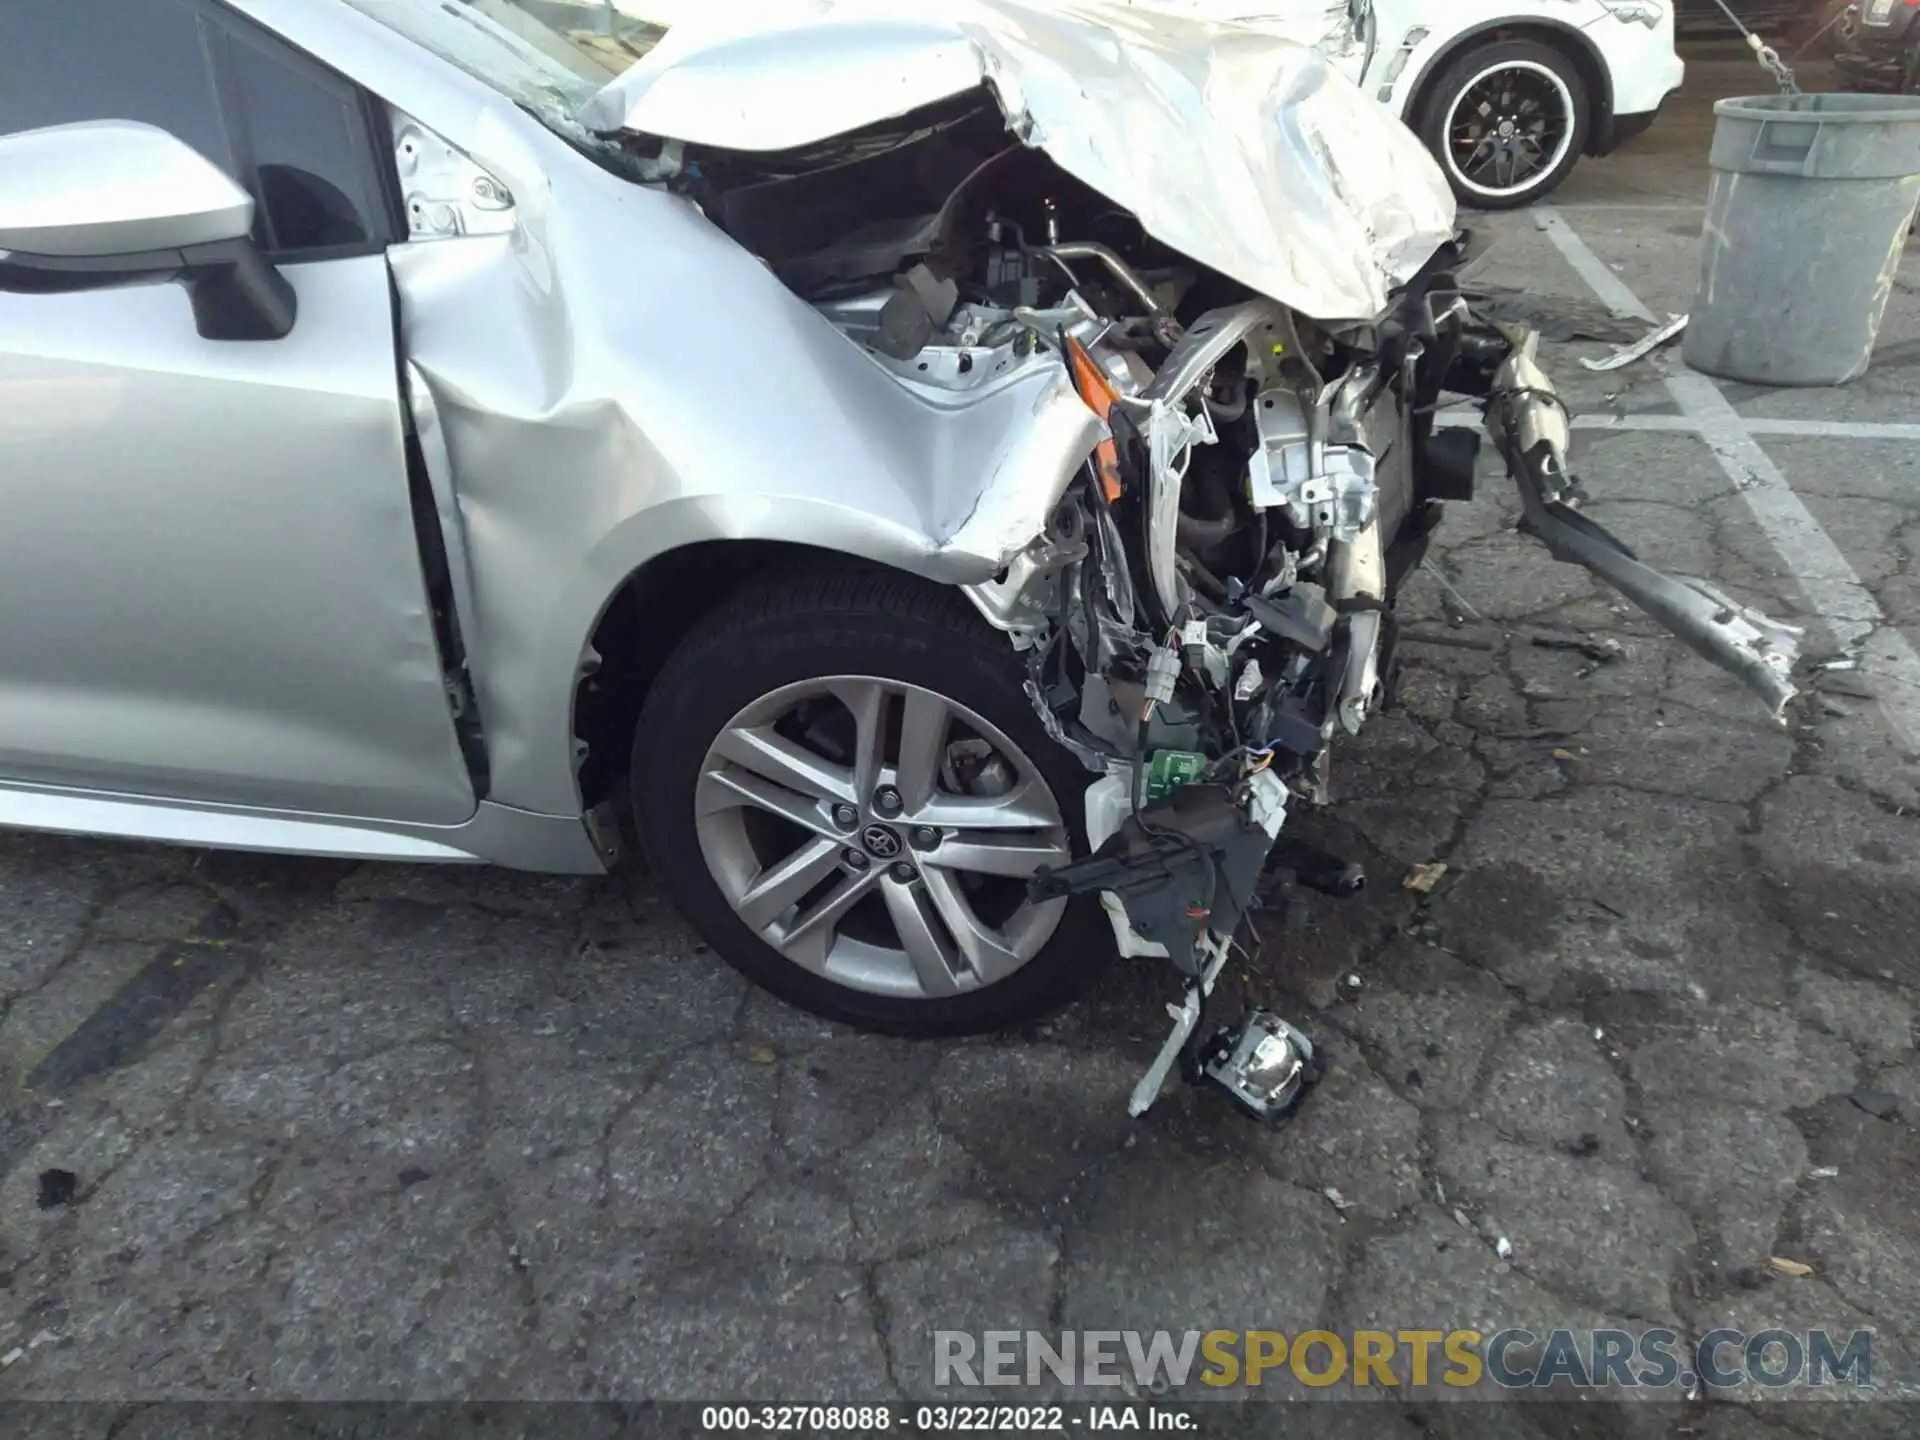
590, 0, 1802, 1121
985, 243, 1805, 1119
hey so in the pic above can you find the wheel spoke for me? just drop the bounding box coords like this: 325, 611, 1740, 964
737, 837, 846, 932
697, 767, 842, 840
927, 831, 1071, 879
711, 724, 853, 805
881, 878, 964, 997
916, 782, 1058, 832
894, 689, 950, 816
832, 680, 888, 804
921, 867, 1027, 985
779, 867, 881, 964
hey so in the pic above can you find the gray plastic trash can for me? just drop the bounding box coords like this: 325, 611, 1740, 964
1684, 93, 1920, 387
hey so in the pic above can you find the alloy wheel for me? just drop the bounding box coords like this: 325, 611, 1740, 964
1443, 59, 1577, 201
693, 676, 1072, 1000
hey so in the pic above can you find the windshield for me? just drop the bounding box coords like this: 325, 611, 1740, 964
341, 0, 669, 124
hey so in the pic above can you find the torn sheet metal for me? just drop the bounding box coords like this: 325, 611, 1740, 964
581, 0, 1457, 321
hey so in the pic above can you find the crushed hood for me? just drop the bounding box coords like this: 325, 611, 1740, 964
578, 0, 1455, 322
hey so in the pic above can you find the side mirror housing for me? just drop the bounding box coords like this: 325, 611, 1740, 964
0, 120, 296, 341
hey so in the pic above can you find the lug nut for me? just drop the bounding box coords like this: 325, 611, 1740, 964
889, 861, 917, 884
843, 849, 870, 872
832, 803, 859, 831
873, 785, 903, 817
910, 825, 941, 850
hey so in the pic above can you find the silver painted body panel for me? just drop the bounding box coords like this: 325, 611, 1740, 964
0, 0, 1111, 864
0, 780, 607, 871
0, 254, 476, 823
0, 0, 1460, 873
0, 121, 256, 257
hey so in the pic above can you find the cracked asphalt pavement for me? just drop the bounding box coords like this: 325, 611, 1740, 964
2, 51, 1919, 1438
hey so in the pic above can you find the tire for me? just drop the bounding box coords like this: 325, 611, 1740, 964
632, 565, 1110, 1037
1417, 39, 1591, 211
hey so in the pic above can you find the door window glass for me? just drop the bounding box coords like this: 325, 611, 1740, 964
0, 0, 231, 170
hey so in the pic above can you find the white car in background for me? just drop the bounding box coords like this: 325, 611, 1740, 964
1143, 0, 1686, 207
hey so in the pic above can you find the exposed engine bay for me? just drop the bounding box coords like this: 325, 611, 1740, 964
644, 82, 1804, 1122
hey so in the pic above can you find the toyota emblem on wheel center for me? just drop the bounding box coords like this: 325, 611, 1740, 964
862, 825, 903, 859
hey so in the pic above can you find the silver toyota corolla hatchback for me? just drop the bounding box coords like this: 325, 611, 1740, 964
0, 0, 1798, 1099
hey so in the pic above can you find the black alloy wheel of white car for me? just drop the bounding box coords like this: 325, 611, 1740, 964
633, 566, 1111, 1036
1418, 39, 1592, 210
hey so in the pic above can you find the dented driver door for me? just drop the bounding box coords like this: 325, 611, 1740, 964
0, 0, 476, 826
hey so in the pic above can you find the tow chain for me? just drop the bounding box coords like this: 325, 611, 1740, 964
1706, 0, 1802, 94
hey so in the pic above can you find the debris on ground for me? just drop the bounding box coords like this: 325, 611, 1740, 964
1453, 1207, 1474, 1231
1850, 1090, 1900, 1121
1531, 633, 1626, 665
1552, 748, 1580, 762
1809, 1166, 1840, 1179
1464, 286, 1642, 345
1403, 862, 1449, 895
1495, 1236, 1514, 1260
1580, 313, 1689, 372
1338, 972, 1364, 998
1769, 1256, 1814, 1278
1418, 560, 1485, 624
746, 1045, 778, 1066
0, 1348, 21, 1370
35, 1170, 77, 1211
1323, 1187, 1353, 1217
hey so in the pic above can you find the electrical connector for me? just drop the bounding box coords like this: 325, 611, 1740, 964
1144, 645, 1180, 708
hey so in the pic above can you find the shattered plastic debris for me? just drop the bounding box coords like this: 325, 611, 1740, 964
1769, 1256, 1814, 1278
1324, 1186, 1353, 1215
1495, 1236, 1513, 1260
1403, 862, 1449, 895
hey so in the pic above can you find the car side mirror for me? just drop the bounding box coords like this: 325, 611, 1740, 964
0, 120, 296, 341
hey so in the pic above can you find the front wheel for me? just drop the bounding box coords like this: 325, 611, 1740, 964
632, 566, 1110, 1037
1417, 40, 1590, 210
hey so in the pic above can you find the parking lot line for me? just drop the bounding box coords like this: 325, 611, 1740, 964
1535, 208, 1920, 749
1439, 410, 1920, 443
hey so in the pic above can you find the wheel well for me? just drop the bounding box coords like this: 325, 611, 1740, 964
572, 540, 893, 811
1406, 22, 1613, 153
